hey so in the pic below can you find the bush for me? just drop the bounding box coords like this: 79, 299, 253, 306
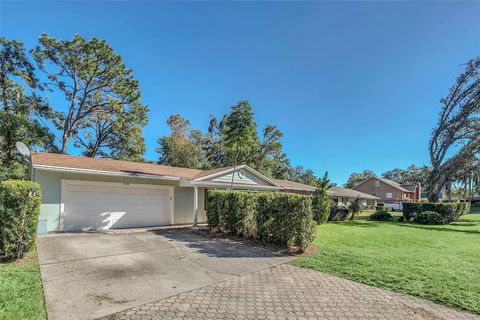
369, 210, 394, 221
414, 211, 447, 225
397, 216, 405, 222
375, 205, 391, 212
207, 190, 316, 252
403, 202, 470, 223
0, 180, 42, 261
328, 206, 350, 221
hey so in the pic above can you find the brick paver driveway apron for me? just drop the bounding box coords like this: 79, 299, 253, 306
102, 264, 479, 320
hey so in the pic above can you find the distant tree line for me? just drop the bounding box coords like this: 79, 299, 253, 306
0, 35, 318, 185
156, 101, 319, 185
345, 56, 480, 202
344, 165, 431, 189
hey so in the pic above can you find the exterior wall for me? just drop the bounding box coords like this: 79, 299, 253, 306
173, 187, 206, 225
34, 169, 206, 232
331, 197, 373, 207
353, 178, 404, 202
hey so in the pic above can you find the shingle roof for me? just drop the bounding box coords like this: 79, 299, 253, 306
193, 166, 235, 179
32, 152, 203, 180
31, 153, 306, 191
328, 186, 381, 200
273, 179, 317, 192
355, 176, 410, 193
400, 184, 417, 192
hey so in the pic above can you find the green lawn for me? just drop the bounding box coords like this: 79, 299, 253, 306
0, 252, 47, 320
293, 213, 480, 314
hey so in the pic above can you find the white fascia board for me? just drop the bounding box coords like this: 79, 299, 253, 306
188, 181, 281, 191
33, 164, 181, 181
193, 164, 281, 187
193, 165, 247, 181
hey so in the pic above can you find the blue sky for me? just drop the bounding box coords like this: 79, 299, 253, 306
1, 1, 479, 184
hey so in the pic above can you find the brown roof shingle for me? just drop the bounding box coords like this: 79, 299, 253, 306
328, 187, 381, 200
32, 152, 203, 180
273, 179, 316, 192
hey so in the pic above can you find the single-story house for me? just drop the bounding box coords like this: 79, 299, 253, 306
353, 176, 421, 210
32, 152, 316, 233
327, 186, 381, 206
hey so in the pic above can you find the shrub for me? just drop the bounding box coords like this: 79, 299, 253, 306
375, 205, 391, 212
403, 202, 470, 223
369, 210, 394, 221
207, 190, 316, 252
397, 216, 405, 222
0, 180, 42, 261
414, 211, 447, 225
312, 172, 331, 225
348, 197, 361, 220
328, 206, 350, 221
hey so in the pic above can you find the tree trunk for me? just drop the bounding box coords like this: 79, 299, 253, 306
447, 182, 452, 202
230, 143, 239, 190
61, 133, 71, 154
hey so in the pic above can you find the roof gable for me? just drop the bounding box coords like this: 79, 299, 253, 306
194, 165, 280, 187
354, 176, 409, 192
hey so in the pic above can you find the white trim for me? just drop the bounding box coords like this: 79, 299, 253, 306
33, 164, 181, 181
59, 179, 175, 231
188, 181, 282, 191
194, 164, 281, 187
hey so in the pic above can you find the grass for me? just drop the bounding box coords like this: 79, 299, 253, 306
293, 213, 480, 314
0, 251, 47, 320
354, 210, 402, 219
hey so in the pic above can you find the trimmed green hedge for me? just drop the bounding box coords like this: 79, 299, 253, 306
207, 190, 316, 251
403, 202, 470, 223
0, 180, 42, 261
414, 211, 446, 225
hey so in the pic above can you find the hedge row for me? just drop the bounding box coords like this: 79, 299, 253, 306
0, 180, 42, 261
207, 190, 316, 251
403, 201, 470, 223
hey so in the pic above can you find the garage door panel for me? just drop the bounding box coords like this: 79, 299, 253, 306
62, 181, 173, 231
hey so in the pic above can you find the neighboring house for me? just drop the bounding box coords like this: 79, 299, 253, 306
32, 152, 315, 233
353, 176, 421, 210
327, 187, 381, 207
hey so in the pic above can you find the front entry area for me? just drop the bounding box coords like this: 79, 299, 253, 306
61, 180, 174, 231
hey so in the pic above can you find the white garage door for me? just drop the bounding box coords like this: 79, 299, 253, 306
61, 180, 173, 231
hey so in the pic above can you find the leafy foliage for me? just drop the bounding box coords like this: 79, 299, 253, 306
414, 211, 446, 225
381, 165, 431, 190
31, 34, 148, 158
0, 180, 41, 261
348, 196, 361, 220
328, 206, 350, 221
157, 114, 203, 168
207, 190, 316, 252
369, 210, 394, 221
428, 57, 480, 201
344, 170, 375, 188
0, 38, 54, 181
157, 101, 319, 184
313, 172, 331, 224
403, 202, 470, 223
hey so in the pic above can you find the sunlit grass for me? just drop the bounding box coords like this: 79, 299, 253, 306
293, 214, 480, 314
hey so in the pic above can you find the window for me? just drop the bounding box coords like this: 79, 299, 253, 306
374, 180, 380, 187
386, 193, 392, 199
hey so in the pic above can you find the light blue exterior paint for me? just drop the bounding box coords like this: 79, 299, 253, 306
34, 169, 206, 232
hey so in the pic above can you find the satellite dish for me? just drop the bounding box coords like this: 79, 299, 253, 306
16, 142, 33, 180
16, 141, 31, 158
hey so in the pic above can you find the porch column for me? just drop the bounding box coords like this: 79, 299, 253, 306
193, 186, 199, 231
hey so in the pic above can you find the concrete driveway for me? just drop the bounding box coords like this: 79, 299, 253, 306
37, 228, 290, 320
